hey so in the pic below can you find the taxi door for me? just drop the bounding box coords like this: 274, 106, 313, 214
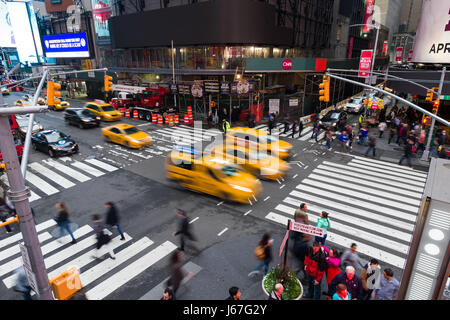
189, 164, 221, 197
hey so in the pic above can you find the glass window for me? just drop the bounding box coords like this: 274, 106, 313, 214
79, 110, 95, 117
87, 105, 99, 111
124, 127, 140, 135
110, 128, 121, 134
44, 131, 67, 143
100, 105, 115, 112
218, 165, 242, 177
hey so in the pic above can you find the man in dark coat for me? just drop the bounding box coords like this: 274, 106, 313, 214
330, 266, 364, 300
172, 209, 198, 252
105, 202, 125, 240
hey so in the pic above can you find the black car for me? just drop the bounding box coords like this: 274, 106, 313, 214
319, 110, 348, 130
31, 130, 79, 157
64, 108, 101, 128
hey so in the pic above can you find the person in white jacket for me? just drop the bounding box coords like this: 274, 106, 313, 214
361, 258, 381, 300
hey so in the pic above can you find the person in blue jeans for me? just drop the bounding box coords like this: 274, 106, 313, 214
55, 202, 77, 244
311, 122, 320, 142
364, 133, 377, 157
248, 233, 273, 277
359, 126, 368, 145
104, 202, 125, 240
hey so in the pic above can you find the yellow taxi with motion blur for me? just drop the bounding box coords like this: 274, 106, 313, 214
14, 99, 32, 107
53, 100, 70, 111
84, 100, 121, 121
166, 146, 262, 204
102, 123, 152, 148
226, 127, 293, 159
1, 87, 10, 95
210, 144, 290, 180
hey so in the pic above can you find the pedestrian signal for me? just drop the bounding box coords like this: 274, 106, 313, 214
319, 76, 330, 103
104, 75, 113, 92
47, 81, 61, 106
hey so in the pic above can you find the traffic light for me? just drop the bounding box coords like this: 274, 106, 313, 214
104, 75, 113, 92
425, 90, 433, 101
432, 99, 440, 114
47, 81, 61, 106
319, 76, 330, 103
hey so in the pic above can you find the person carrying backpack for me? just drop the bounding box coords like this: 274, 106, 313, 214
248, 233, 273, 277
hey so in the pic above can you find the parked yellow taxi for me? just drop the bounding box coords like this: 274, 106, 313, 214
102, 123, 152, 148
84, 100, 121, 121
226, 127, 293, 159
166, 146, 262, 203
210, 144, 290, 180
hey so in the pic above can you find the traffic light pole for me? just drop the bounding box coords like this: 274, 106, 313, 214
420, 67, 446, 161
0, 94, 53, 300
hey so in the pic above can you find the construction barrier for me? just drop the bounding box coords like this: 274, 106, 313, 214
188, 113, 193, 124
174, 115, 179, 125
125, 109, 130, 118
133, 110, 138, 119
120, 108, 125, 116
187, 106, 192, 113
152, 114, 157, 123
169, 116, 174, 126
158, 115, 163, 125
184, 115, 189, 124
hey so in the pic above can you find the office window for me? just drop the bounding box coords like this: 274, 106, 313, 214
337, 24, 342, 42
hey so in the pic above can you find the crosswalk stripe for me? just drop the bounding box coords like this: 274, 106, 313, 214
294, 185, 418, 222
154, 130, 203, 144
285, 192, 414, 232
29, 190, 41, 202
173, 126, 220, 138
25, 171, 59, 195
350, 158, 427, 178
155, 128, 205, 141
302, 173, 420, 209
84, 159, 119, 172
313, 167, 423, 199
0, 219, 56, 250
0, 232, 52, 263
80, 237, 154, 289
0, 225, 92, 277
322, 161, 425, 188
274, 203, 409, 254
28, 162, 76, 189
346, 161, 426, 183
42, 159, 91, 182
265, 212, 406, 268
179, 125, 222, 136
70, 161, 105, 177
85, 240, 177, 300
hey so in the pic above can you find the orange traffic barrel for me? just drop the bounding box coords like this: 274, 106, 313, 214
133, 110, 138, 119
169, 116, 174, 126
125, 109, 130, 118
174, 115, 179, 125
188, 113, 193, 123
184, 115, 189, 124
120, 108, 125, 116
158, 115, 163, 125
152, 114, 157, 123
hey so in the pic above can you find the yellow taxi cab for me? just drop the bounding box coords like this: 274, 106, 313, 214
102, 123, 152, 148
22, 95, 46, 105
53, 100, 70, 110
226, 127, 293, 159
1, 87, 10, 95
84, 100, 121, 121
166, 146, 262, 203
210, 144, 290, 180
14, 99, 32, 107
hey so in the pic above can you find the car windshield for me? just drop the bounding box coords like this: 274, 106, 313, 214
78, 110, 95, 117
218, 165, 242, 178
329, 113, 340, 120
44, 131, 67, 143
124, 127, 140, 135
101, 105, 115, 112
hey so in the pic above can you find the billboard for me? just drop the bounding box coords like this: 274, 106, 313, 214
358, 50, 373, 77
91, 0, 112, 38
363, 0, 375, 33
0, 0, 15, 47
396, 47, 403, 62
43, 32, 90, 58
411, 0, 450, 63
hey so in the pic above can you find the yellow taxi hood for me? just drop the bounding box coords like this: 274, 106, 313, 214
128, 131, 150, 140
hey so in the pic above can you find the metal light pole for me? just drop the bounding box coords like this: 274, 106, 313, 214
0, 94, 53, 300
171, 40, 177, 109
421, 67, 446, 161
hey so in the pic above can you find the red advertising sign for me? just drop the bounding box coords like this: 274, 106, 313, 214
363, 0, 375, 33
396, 47, 403, 62
358, 49, 373, 77
282, 58, 293, 70
408, 50, 413, 61
315, 58, 327, 71
290, 221, 324, 237
382, 41, 388, 55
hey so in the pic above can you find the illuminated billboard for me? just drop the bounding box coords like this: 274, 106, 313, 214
43, 32, 90, 58
0, 0, 16, 48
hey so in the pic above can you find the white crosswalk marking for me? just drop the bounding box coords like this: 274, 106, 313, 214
29, 162, 76, 189
0, 232, 52, 263
264, 156, 426, 269
84, 158, 119, 172
70, 161, 105, 177
25, 171, 59, 195
42, 159, 91, 182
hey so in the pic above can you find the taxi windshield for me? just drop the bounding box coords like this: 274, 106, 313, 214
124, 127, 140, 135
101, 105, 115, 112
214, 165, 242, 179
45, 131, 67, 143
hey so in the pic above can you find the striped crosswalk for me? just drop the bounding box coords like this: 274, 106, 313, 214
264, 156, 428, 269
151, 125, 223, 146
0, 219, 177, 300
253, 123, 326, 143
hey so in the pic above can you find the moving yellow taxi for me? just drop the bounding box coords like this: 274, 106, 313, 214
166, 147, 262, 203
14, 99, 32, 107
1, 87, 10, 95
226, 127, 293, 159
102, 123, 152, 148
210, 144, 290, 180
53, 100, 70, 111
84, 101, 121, 121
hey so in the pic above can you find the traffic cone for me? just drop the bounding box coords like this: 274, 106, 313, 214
188, 113, 193, 124
187, 106, 192, 114
133, 110, 138, 119
169, 116, 174, 126
152, 114, 157, 123
158, 115, 163, 125
174, 115, 179, 125
125, 109, 130, 118
184, 115, 189, 124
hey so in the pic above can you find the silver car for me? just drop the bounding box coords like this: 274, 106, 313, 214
344, 97, 363, 113
15, 115, 44, 140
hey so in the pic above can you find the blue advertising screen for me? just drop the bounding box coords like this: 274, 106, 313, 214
43, 32, 90, 58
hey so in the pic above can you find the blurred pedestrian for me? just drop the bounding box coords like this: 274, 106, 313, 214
291, 120, 298, 139
372, 268, 399, 300
331, 266, 363, 300
207, 111, 213, 129
161, 287, 174, 300
378, 121, 387, 138
92, 214, 115, 260
104, 202, 125, 241
268, 283, 283, 300
303, 241, 328, 300
322, 247, 341, 299
311, 121, 320, 142
315, 211, 330, 245
338, 130, 349, 152
225, 286, 241, 300
340, 243, 364, 272
222, 119, 230, 134
248, 233, 273, 277
332, 284, 351, 300
399, 139, 414, 168
388, 124, 396, 144
14, 266, 32, 300
325, 128, 333, 150
358, 126, 368, 145
167, 250, 185, 296
364, 133, 377, 157
54, 202, 77, 244
291, 204, 311, 280
172, 209, 198, 252
417, 130, 426, 154
283, 115, 290, 134
268, 113, 275, 135
297, 119, 303, 138
361, 258, 381, 300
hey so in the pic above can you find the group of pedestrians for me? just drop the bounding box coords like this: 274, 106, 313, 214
267, 113, 305, 138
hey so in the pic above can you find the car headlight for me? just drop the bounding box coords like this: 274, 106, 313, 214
332, 122, 336, 126
229, 184, 253, 193
82, 119, 90, 122
39, 125, 43, 130
96, 117, 101, 120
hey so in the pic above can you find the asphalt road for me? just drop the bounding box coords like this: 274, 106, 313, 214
0, 91, 429, 300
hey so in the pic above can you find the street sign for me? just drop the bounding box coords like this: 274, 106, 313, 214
290, 221, 324, 237
289, 98, 298, 106
358, 50, 373, 77
19, 243, 39, 295
396, 47, 403, 63
440, 95, 450, 100
269, 99, 280, 114
279, 229, 290, 257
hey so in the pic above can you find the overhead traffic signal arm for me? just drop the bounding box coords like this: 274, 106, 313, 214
47, 81, 61, 106
104, 75, 113, 92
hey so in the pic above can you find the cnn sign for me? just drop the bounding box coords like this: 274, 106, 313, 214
282, 59, 293, 70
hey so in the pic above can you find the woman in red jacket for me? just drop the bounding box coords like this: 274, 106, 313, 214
322, 246, 341, 299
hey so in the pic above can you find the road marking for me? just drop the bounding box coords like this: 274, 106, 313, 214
25, 171, 59, 195
350, 158, 427, 178
304, 166, 309, 170
0, 219, 56, 250
314, 158, 318, 162
276, 179, 281, 184
293, 153, 298, 157
217, 228, 228, 236
84, 158, 119, 172
217, 201, 224, 206
29, 190, 41, 202
43, 159, 91, 182
244, 210, 252, 216
248, 199, 253, 205
29, 162, 76, 189
293, 174, 298, 179
264, 196, 270, 201
347, 161, 426, 183
85, 241, 177, 300
252, 194, 257, 202
280, 184, 286, 189
71, 161, 105, 177
189, 217, 199, 224
0, 232, 52, 263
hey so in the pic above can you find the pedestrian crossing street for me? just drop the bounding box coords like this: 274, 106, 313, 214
264, 154, 428, 269
0, 219, 178, 300
253, 123, 326, 143
1, 157, 120, 203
